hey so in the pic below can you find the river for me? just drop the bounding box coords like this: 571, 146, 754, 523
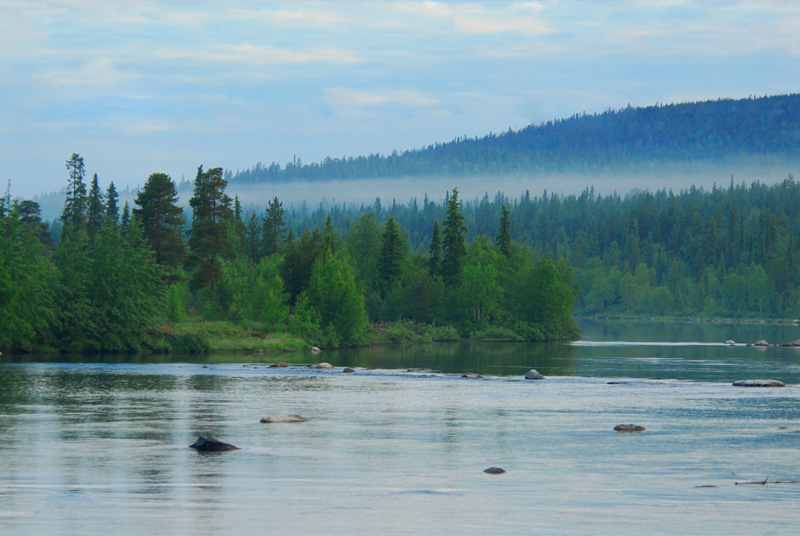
1, 319, 798, 535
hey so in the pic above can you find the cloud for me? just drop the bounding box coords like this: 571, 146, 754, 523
323, 87, 439, 108
37, 57, 141, 87
160, 44, 361, 66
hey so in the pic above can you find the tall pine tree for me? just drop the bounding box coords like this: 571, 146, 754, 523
441, 188, 468, 286
134, 172, 186, 270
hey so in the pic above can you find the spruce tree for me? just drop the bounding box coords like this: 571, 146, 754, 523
105, 181, 119, 225
496, 204, 511, 257
134, 172, 186, 269
378, 217, 403, 294
429, 220, 442, 277
86, 173, 105, 239
263, 197, 286, 256
186, 167, 234, 297
441, 188, 467, 285
62, 153, 87, 235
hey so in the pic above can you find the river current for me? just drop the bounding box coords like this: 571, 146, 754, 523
1, 319, 798, 535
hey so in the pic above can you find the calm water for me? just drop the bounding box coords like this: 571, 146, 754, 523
1, 319, 798, 535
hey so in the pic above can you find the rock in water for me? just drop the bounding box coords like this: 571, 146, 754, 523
614, 424, 646, 433
724, 340, 736, 346
312, 362, 333, 369
311, 346, 322, 354
342, 367, 355, 373
525, 369, 545, 380
754, 340, 769, 347
260, 415, 309, 423
732, 379, 785, 387
189, 436, 239, 451
484, 467, 506, 474
269, 362, 288, 368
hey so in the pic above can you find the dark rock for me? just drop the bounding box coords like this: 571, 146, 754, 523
614, 424, 646, 433
260, 415, 308, 423
269, 362, 288, 368
189, 435, 239, 452
525, 369, 545, 380
343, 367, 355, 373
484, 467, 506, 474
461, 372, 476, 378
732, 379, 785, 387
790, 339, 800, 347
607, 381, 629, 385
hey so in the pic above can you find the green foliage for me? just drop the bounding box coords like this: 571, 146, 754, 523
441, 188, 468, 286
134, 172, 186, 270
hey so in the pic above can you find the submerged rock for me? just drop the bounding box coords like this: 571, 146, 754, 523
732, 379, 785, 387
260, 415, 308, 423
269, 362, 288, 368
524, 369, 545, 380
311, 362, 333, 369
484, 467, 506, 474
189, 435, 239, 452
614, 424, 646, 433
607, 381, 629, 385
343, 367, 355, 373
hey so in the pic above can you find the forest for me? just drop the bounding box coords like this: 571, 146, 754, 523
0, 154, 579, 353
228, 94, 799, 184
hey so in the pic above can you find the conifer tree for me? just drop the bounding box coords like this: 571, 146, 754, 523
105, 182, 119, 225
121, 201, 131, 229
378, 217, 403, 294
62, 153, 87, 235
429, 220, 442, 277
86, 173, 105, 239
134, 172, 186, 269
496, 204, 511, 257
263, 197, 286, 256
186, 167, 234, 297
441, 188, 468, 285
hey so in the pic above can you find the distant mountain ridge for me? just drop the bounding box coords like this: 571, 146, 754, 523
230, 93, 800, 184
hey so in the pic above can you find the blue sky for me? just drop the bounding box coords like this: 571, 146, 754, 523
2, 0, 798, 199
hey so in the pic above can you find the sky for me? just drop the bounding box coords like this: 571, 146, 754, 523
1, 0, 799, 199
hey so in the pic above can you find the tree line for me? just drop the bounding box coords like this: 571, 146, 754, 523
0, 154, 579, 353
230, 94, 799, 183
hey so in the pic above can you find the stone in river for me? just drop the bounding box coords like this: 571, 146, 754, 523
189, 435, 239, 452
260, 415, 309, 423
270, 362, 288, 368
484, 467, 506, 474
311, 346, 322, 354
342, 367, 355, 373
614, 424, 646, 433
732, 379, 785, 387
312, 362, 333, 369
754, 340, 769, 347
724, 340, 736, 346
524, 369, 545, 380
790, 339, 800, 347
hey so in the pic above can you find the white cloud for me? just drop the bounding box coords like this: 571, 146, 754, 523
37, 58, 142, 87
324, 87, 439, 108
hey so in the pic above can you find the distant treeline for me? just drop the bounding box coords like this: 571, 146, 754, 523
230, 94, 799, 183
284, 176, 800, 318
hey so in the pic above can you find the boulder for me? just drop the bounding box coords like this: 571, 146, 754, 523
484, 467, 506, 474
754, 340, 769, 347
189, 435, 239, 452
311, 346, 322, 354
525, 369, 545, 380
614, 424, 646, 433
732, 379, 785, 387
724, 340, 736, 346
269, 362, 288, 368
260, 415, 308, 423
342, 367, 355, 373
312, 362, 333, 369
790, 339, 800, 347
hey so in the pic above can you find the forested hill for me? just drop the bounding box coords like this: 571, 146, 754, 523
231, 94, 800, 184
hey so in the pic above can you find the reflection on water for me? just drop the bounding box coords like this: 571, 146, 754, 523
0, 319, 798, 535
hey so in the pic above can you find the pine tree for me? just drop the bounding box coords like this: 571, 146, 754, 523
134, 172, 186, 269
496, 204, 511, 257
121, 201, 131, 229
186, 167, 234, 298
441, 188, 468, 285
